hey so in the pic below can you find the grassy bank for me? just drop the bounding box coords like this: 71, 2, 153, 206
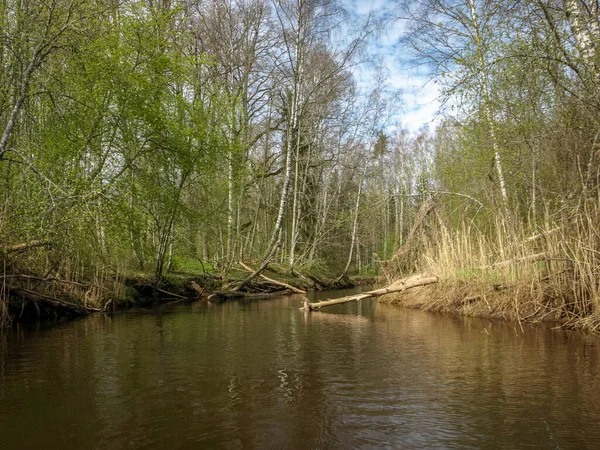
379, 204, 600, 333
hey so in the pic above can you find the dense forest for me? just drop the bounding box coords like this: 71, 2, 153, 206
1, 0, 599, 330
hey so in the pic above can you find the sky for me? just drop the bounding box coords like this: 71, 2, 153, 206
343, 0, 442, 133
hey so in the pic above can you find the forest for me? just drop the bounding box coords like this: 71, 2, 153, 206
1, 0, 600, 331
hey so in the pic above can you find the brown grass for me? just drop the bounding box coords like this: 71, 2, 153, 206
380, 201, 600, 333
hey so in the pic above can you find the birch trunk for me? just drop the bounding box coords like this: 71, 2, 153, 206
224, 153, 234, 283
301, 275, 439, 311
289, 135, 301, 268
564, 0, 597, 69
468, 0, 509, 212
228, 0, 305, 291
0, 58, 38, 161
339, 165, 367, 279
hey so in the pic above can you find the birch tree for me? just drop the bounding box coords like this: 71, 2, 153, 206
192, 0, 275, 281
400, 0, 513, 212
229, 0, 370, 289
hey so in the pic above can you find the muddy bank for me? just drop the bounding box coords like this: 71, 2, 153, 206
5, 268, 378, 323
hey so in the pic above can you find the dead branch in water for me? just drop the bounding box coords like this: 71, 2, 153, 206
153, 287, 187, 300
301, 275, 439, 311
190, 280, 205, 297
238, 261, 306, 294
11, 288, 102, 314
210, 289, 292, 300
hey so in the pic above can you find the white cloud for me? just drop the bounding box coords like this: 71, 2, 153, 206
351, 0, 389, 15
343, 0, 442, 133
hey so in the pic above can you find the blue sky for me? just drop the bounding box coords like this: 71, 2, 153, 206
343, 0, 441, 133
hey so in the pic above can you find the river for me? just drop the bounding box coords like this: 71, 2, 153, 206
1, 288, 600, 449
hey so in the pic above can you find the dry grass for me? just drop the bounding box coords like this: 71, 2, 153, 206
381, 201, 600, 333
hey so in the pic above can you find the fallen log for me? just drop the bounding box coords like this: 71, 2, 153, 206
228, 244, 280, 292
190, 280, 205, 297
153, 286, 187, 300
301, 275, 439, 311
209, 289, 292, 300
305, 273, 326, 290
239, 261, 306, 294
11, 288, 101, 314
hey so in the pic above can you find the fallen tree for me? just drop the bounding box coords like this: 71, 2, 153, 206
238, 261, 306, 294
209, 289, 293, 300
380, 199, 435, 282
301, 275, 439, 311
9, 288, 104, 316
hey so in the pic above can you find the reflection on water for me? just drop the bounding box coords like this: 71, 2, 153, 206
1, 289, 600, 449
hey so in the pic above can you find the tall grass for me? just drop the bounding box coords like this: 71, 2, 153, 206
388, 201, 600, 332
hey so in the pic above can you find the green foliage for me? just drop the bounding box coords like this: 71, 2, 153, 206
170, 256, 213, 275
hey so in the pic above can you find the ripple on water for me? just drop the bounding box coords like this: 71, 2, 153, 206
1, 293, 600, 449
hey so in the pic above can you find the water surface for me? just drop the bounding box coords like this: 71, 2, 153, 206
1, 289, 599, 449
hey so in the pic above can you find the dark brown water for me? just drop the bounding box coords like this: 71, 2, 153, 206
1, 288, 600, 449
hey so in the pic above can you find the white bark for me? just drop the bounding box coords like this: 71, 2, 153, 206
468, 0, 509, 212
564, 0, 597, 68
340, 164, 367, 278
0, 55, 38, 161
301, 275, 439, 311
229, 0, 305, 291
289, 134, 301, 267
225, 153, 234, 278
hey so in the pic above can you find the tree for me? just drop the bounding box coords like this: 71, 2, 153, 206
400, 0, 514, 212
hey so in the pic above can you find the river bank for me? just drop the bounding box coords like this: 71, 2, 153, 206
379, 274, 597, 333
4, 265, 379, 323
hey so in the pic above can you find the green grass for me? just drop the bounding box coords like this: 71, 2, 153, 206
169, 255, 214, 274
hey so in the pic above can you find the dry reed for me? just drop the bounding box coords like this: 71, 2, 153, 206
381, 201, 600, 333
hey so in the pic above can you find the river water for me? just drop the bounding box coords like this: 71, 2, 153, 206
1, 288, 600, 449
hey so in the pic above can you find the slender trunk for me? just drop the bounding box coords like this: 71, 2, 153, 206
167, 219, 175, 273
399, 194, 404, 246
531, 144, 537, 228
468, 0, 509, 213
289, 137, 301, 267
224, 153, 234, 282
228, 6, 305, 291
247, 195, 261, 257
340, 165, 367, 278
356, 237, 361, 274
129, 170, 144, 270
0, 56, 39, 160
202, 229, 209, 262
383, 193, 388, 259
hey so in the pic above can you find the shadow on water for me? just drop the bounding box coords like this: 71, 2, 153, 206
1, 287, 599, 449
